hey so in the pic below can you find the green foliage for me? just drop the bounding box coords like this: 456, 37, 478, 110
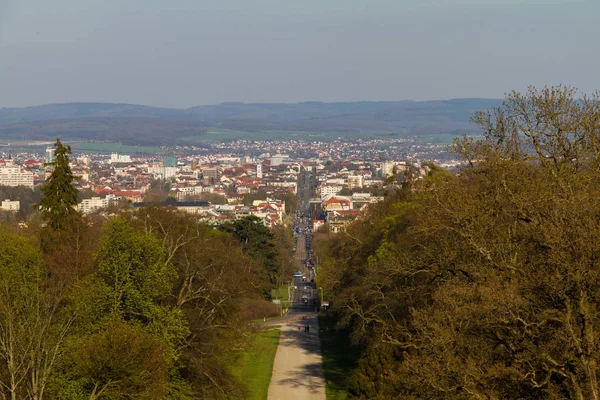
317, 86, 600, 398
219, 215, 280, 296
60, 320, 171, 399
318, 315, 361, 400
95, 218, 186, 349
37, 138, 80, 230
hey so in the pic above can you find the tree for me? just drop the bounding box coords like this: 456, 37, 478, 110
0, 229, 76, 400
94, 218, 184, 343
62, 320, 171, 400
319, 86, 600, 399
132, 207, 261, 397
219, 216, 280, 297
37, 138, 79, 230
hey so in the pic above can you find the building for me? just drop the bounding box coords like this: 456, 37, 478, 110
271, 155, 288, 166
202, 167, 220, 183
79, 194, 121, 214
347, 175, 364, 190
381, 160, 394, 178
45, 147, 55, 164
319, 184, 343, 198
148, 164, 177, 180
256, 162, 263, 179
1, 199, 20, 211
0, 166, 34, 189
109, 153, 132, 164
79, 197, 109, 214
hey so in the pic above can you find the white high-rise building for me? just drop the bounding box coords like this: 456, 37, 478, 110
381, 161, 394, 178
256, 163, 263, 178
0, 166, 34, 189
45, 147, 55, 164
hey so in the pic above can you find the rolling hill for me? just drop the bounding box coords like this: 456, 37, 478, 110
0, 99, 503, 144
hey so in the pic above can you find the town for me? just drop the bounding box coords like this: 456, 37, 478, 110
0, 137, 447, 232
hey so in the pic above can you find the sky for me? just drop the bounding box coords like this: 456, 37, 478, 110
1, 0, 599, 108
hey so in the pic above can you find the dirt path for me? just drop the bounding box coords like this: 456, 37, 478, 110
267, 314, 326, 400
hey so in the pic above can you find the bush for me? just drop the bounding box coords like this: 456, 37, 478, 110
240, 298, 280, 321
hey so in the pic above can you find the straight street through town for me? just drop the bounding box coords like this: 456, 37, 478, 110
267, 170, 326, 400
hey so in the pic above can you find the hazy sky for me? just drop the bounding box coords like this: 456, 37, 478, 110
1, 0, 599, 108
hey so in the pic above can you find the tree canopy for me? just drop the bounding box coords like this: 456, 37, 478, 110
316, 86, 600, 399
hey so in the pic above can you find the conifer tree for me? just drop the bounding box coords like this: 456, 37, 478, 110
38, 138, 80, 230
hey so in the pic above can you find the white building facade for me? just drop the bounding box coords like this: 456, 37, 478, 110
0, 166, 34, 189
1, 199, 20, 211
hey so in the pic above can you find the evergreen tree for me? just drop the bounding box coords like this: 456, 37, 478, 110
38, 138, 80, 230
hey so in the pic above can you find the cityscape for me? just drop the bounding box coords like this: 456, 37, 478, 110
0, 136, 453, 229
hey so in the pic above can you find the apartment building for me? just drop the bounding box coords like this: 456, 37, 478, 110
1, 199, 20, 211
0, 166, 34, 189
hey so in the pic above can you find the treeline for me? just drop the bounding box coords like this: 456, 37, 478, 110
0, 141, 294, 398
316, 86, 600, 399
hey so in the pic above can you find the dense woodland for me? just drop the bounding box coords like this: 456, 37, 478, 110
0, 140, 295, 399
316, 86, 600, 399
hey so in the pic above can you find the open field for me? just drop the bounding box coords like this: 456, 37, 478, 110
1, 141, 161, 155
318, 315, 361, 400
69, 141, 161, 154
232, 328, 281, 400
181, 128, 392, 142
183, 129, 483, 144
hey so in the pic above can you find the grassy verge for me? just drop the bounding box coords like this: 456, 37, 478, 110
319, 315, 361, 400
232, 328, 280, 400
270, 285, 291, 303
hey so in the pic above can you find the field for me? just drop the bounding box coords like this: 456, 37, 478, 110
232, 328, 281, 400
1, 141, 161, 155
318, 314, 361, 400
182, 128, 483, 144
69, 141, 161, 154
181, 127, 395, 142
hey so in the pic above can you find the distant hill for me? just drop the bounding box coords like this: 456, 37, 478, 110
0, 99, 503, 144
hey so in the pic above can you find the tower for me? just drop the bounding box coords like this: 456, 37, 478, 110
256, 162, 263, 178
45, 147, 55, 164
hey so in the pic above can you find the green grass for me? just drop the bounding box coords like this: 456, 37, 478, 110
416, 133, 485, 145
271, 285, 292, 304
232, 328, 281, 400
319, 315, 361, 400
69, 141, 161, 154
182, 129, 367, 142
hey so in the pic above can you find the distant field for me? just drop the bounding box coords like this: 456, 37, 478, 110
70, 142, 161, 154
183, 128, 409, 142
183, 129, 483, 144
183, 128, 350, 142
415, 133, 485, 145
1, 141, 161, 155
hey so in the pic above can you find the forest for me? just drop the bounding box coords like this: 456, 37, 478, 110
0, 140, 295, 399
315, 86, 600, 399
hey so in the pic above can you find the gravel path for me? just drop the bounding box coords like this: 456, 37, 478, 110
267, 314, 326, 400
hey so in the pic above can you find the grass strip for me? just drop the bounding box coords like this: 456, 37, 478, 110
233, 328, 281, 400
